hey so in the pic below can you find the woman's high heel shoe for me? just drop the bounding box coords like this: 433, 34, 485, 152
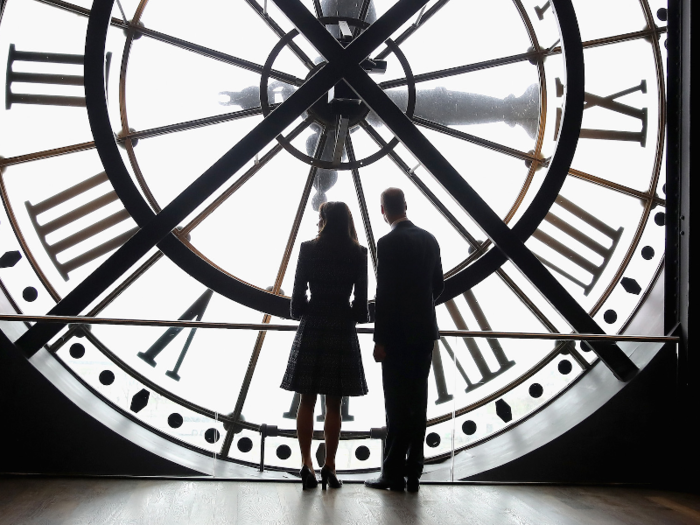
300, 465, 318, 490
321, 465, 342, 490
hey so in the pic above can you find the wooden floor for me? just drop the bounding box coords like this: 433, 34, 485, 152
1, 477, 700, 525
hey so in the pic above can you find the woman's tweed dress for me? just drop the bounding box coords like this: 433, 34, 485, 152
280, 238, 369, 396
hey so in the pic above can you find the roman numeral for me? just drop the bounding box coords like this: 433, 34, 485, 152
429, 293, 517, 402
532, 195, 623, 296
5, 44, 85, 109
137, 289, 214, 381
431, 340, 454, 404
554, 78, 648, 146
25, 172, 139, 281
316, 395, 354, 422
282, 392, 301, 419
534, 2, 551, 20
445, 294, 516, 386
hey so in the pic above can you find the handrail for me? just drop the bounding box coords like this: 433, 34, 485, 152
0, 314, 678, 343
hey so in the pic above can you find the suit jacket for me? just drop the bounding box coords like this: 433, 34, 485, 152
373, 220, 443, 346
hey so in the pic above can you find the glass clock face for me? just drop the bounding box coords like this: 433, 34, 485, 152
0, 0, 667, 475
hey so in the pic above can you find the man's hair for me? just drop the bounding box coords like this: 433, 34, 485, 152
381, 187, 406, 216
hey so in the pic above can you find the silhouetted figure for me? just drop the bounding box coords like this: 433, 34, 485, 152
365, 187, 443, 493
281, 201, 369, 489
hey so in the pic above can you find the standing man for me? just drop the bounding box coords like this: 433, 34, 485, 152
365, 187, 444, 493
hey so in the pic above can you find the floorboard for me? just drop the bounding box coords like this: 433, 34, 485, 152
1, 478, 699, 525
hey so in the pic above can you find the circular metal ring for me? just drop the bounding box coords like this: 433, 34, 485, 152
259, 24, 415, 171
84, 0, 583, 316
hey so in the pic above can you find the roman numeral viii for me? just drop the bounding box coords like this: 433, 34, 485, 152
25, 172, 139, 280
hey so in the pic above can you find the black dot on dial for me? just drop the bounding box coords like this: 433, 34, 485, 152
204, 428, 220, 444
99, 370, 115, 385
654, 212, 665, 226
656, 8, 667, 21
426, 432, 441, 448
168, 413, 183, 428
641, 246, 655, 260
604, 309, 618, 324
462, 420, 477, 435
22, 287, 38, 302
558, 360, 573, 375
355, 445, 370, 461
69, 343, 85, 359
237, 437, 253, 453
276, 445, 292, 460
529, 383, 544, 398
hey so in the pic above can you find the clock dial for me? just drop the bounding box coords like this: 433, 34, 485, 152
0, 0, 667, 476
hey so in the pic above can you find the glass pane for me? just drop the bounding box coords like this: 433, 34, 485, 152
569, 40, 664, 193
404, 61, 541, 153
125, 115, 266, 211
121, 37, 267, 132
353, 152, 474, 276
447, 336, 583, 452
525, 177, 646, 313
186, 148, 311, 289
572, 0, 647, 42
419, 126, 533, 223
139, 0, 287, 68
431, 276, 557, 419
92, 256, 265, 415
0, 150, 140, 300
0, 1, 92, 157
242, 332, 383, 432
55, 333, 227, 455
395, 0, 533, 77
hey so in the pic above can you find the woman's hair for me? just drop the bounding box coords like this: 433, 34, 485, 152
317, 201, 359, 244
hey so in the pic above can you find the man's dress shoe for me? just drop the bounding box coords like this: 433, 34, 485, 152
364, 477, 406, 491
406, 477, 420, 493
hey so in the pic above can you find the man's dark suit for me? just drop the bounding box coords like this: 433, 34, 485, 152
374, 220, 443, 481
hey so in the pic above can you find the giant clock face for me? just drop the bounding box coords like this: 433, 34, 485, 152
0, 0, 667, 476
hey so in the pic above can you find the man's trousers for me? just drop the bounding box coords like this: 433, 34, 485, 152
381, 342, 434, 480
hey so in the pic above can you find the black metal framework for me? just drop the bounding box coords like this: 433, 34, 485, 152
9, 0, 639, 382
0, 0, 676, 480
665, 0, 692, 481
259, 27, 416, 171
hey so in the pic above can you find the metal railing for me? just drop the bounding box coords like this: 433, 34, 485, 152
0, 314, 678, 343
1, 312, 679, 473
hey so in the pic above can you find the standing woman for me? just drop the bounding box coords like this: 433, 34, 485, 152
281, 201, 369, 490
